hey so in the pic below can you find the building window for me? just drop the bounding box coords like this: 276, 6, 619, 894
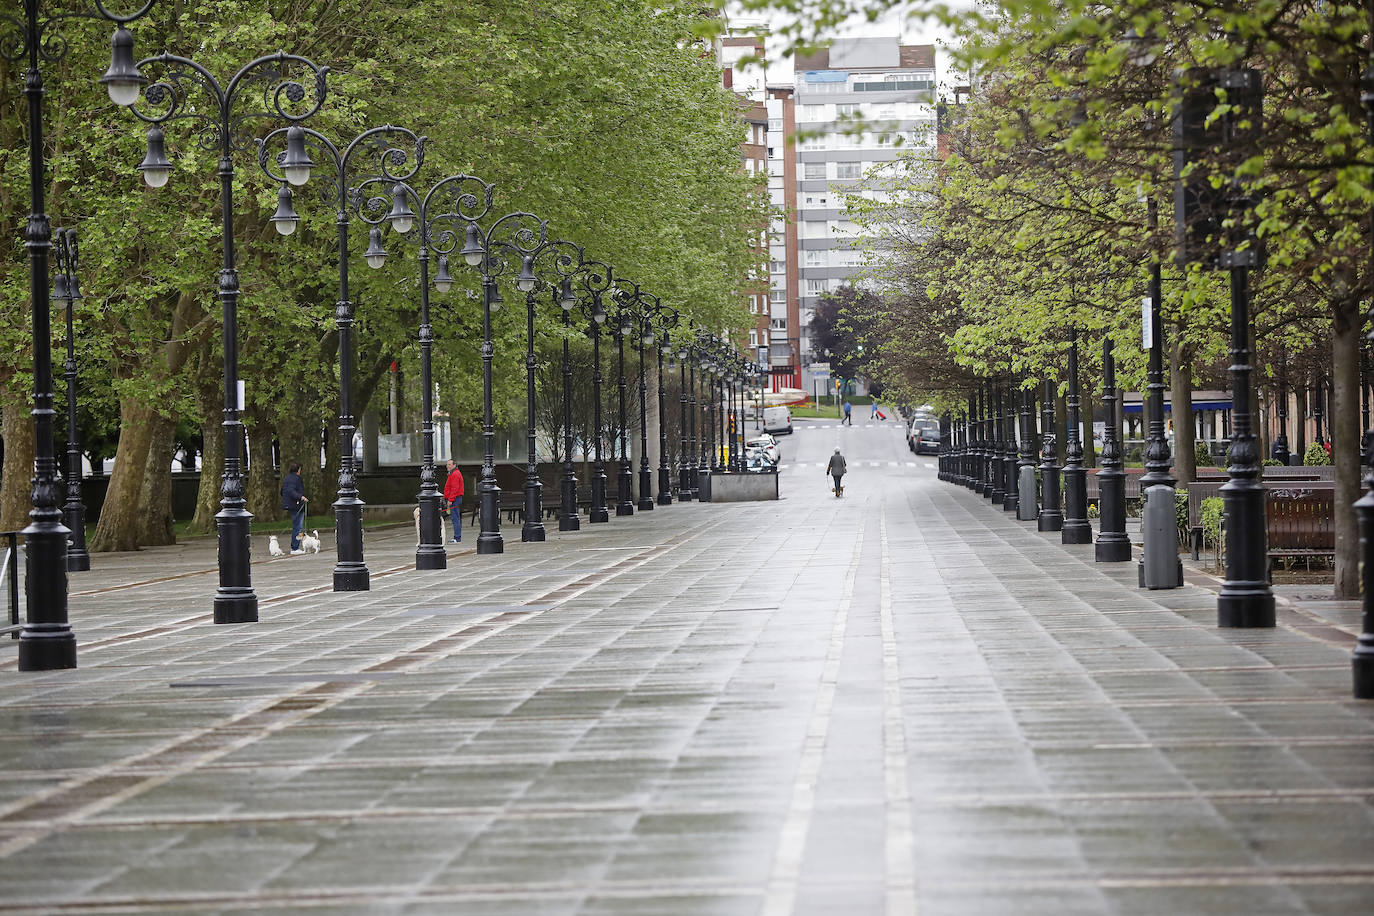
749, 329, 758, 348
835, 103, 860, 117
770, 260, 785, 274
768, 118, 783, 131
836, 161, 862, 180
805, 249, 827, 268
806, 279, 827, 295
770, 317, 787, 330
804, 162, 826, 179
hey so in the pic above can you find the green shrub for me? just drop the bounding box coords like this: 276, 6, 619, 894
1200, 496, 1225, 566
1261, 458, 1283, 467
1303, 442, 1331, 466
1175, 491, 1189, 545
1125, 445, 1143, 464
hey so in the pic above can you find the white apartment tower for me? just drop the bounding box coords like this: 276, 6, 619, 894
793, 38, 937, 393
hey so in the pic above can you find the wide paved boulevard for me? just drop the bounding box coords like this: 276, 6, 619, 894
0, 417, 1371, 914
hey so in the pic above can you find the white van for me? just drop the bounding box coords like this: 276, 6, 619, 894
763, 406, 793, 435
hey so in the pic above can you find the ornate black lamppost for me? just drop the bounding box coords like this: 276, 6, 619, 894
976, 383, 990, 495
509, 237, 580, 542
1139, 196, 1184, 587
655, 310, 678, 505
547, 243, 588, 534
575, 259, 612, 525
612, 299, 636, 517
11, 2, 164, 668
1353, 52, 1374, 697
1039, 379, 1063, 531
1002, 380, 1019, 512
1062, 329, 1092, 544
259, 124, 426, 589
990, 382, 1006, 505
616, 283, 662, 510
1096, 338, 1131, 561
1016, 386, 1038, 521
107, 31, 327, 623
677, 335, 693, 501
52, 229, 90, 573
455, 209, 548, 554
367, 174, 497, 565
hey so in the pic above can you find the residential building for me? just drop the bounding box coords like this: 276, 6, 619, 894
792, 37, 938, 395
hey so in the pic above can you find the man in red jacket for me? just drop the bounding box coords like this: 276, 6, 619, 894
444, 459, 465, 543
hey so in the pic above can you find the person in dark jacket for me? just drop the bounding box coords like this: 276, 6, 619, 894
280, 462, 308, 554
826, 448, 847, 496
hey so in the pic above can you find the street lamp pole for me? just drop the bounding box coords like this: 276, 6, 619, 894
259, 124, 427, 589
678, 339, 692, 501
373, 175, 497, 566
1096, 338, 1131, 561
1039, 378, 1063, 531
546, 244, 586, 534
460, 210, 547, 553
579, 261, 612, 523
1353, 61, 1374, 697
1139, 196, 1184, 587
655, 311, 676, 506
108, 40, 328, 623
1062, 328, 1093, 544
52, 229, 91, 573
691, 346, 705, 499
614, 302, 635, 516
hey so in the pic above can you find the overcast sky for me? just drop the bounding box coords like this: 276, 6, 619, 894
725, 2, 966, 85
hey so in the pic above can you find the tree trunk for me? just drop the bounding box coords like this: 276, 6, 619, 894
1332, 293, 1361, 598
0, 379, 35, 532
1170, 335, 1197, 484
188, 379, 223, 536
134, 410, 176, 545
276, 393, 322, 522
89, 400, 157, 552
244, 410, 279, 522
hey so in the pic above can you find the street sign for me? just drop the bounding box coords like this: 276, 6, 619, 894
810, 362, 830, 373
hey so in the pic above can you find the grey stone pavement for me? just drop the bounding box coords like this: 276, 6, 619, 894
1, 419, 1372, 915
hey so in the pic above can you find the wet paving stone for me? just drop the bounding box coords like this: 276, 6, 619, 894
1, 422, 1372, 912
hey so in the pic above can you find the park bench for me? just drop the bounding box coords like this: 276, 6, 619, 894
0, 531, 21, 641
1184, 477, 1334, 567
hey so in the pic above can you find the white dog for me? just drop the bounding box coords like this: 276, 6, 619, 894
301, 530, 321, 554
268, 534, 285, 558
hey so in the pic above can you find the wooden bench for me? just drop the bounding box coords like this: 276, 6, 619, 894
1184, 478, 1335, 566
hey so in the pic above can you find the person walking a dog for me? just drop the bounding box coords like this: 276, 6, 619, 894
280, 461, 308, 555
827, 447, 847, 497
444, 459, 464, 542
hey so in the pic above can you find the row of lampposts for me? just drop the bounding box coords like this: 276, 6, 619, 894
6, 1, 766, 671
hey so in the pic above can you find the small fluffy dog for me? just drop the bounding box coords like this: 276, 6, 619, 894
301, 530, 321, 554
268, 534, 285, 558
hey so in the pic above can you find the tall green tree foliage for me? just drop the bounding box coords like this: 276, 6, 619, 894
1, 0, 765, 550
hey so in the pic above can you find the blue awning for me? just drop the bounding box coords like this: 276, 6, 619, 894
803, 70, 849, 83
1122, 401, 1233, 414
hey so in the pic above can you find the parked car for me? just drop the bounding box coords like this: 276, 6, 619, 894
762, 405, 793, 435
744, 434, 780, 465
909, 423, 941, 455
905, 415, 935, 451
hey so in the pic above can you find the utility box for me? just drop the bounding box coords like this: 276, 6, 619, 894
1017, 466, 1038, 520
1142, 485, 1184, 589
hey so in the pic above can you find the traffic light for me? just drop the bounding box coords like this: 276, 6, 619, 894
1172, 67, 1262, 268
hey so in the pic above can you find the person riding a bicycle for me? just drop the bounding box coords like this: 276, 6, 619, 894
827, 448, 847, 497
